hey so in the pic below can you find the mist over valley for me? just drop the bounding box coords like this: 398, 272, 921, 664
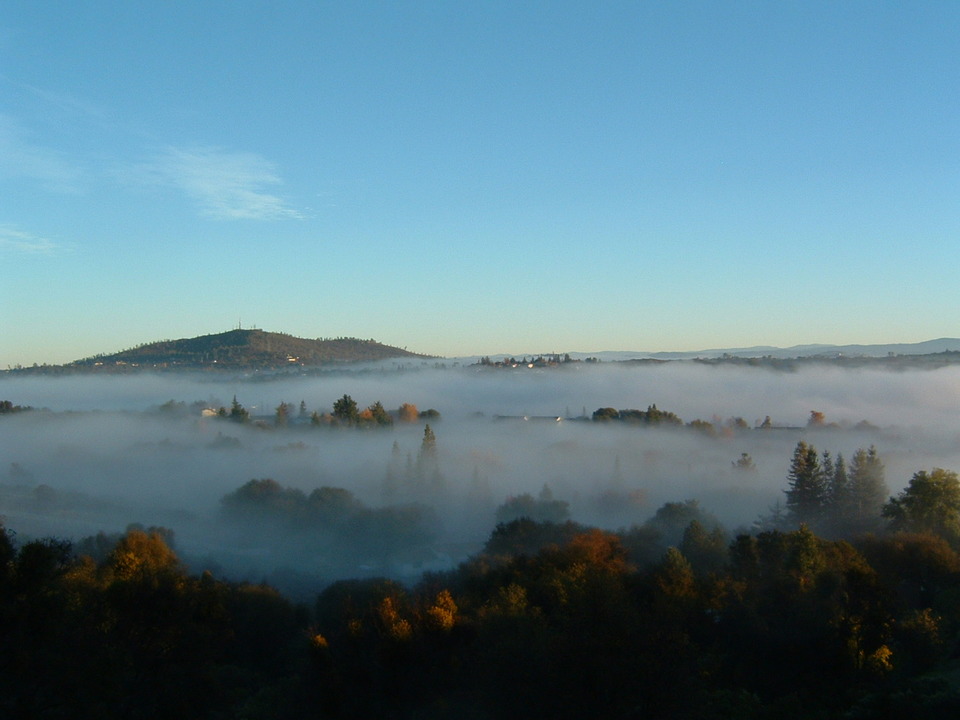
4, 357, 960, 596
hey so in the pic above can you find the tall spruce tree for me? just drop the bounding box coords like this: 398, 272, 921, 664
785, 440, 826, 527
822, 452, 851, 533
848, 446, 887, 529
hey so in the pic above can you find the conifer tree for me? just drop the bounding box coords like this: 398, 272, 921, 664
827, 453, 850, 511
785, 441, 826, 527
848, 446, 888, 526
229, 395, 249, 423
419, 424, 437, 460
332, 394, 359, 426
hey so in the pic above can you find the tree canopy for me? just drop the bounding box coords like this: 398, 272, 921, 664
883, 468, 960, 542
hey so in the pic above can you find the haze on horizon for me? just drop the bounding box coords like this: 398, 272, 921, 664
3, 2, 959, 369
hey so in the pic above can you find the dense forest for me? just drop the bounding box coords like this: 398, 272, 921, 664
3, 437, 960, 718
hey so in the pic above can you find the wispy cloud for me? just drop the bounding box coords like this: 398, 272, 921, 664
0, 114, 82, 192
142, 146, 302, 220
0, 226, 62, 255
17, 82, 111, 123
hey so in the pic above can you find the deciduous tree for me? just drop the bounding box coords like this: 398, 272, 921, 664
883, 468, 960, 542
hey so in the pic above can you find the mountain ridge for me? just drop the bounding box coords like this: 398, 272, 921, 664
552, 337, 960, 362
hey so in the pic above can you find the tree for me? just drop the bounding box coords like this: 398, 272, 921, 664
732, 453, 756, 473
821, 452, 851, 534
332, 394, 359, 426
644, 499, 721, 549
424, 589, 458, 633
397, 403, 419, 423
785, 441, 826, 527
229, 395, 249, 423
108, 527, 181, 582
592, 407, 619, 422
275, 401, 291, 427
641, 404, 683, 427
365, 401, 392, 427
494, 485, 571, 524
679, 520, 728, 576
419, 424, 437, 460
883, 468, 960, 542
653, 547, 697, 602
413, 424, 444, 494
826, 453, 850, 512
848, 446, 887, 526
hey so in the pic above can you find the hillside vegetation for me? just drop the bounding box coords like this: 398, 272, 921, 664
65, 329, 428, 371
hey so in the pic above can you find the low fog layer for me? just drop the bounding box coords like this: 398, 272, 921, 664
3, 362, 960, 593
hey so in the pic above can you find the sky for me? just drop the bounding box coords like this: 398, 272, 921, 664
1, 1, 958, 368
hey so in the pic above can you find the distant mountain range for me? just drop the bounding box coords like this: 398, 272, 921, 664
560, 338, 960, 363
6, 332, 960, 375
63, 329, 427, 371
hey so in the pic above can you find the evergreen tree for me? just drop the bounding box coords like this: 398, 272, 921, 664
785, 441, 826, 527
827, 453, 850, 511
419, 424, 437, 460
821, 452, 851, 533
821, 451, 834, 487
332, 394, 359, 426
848, 446, 888, 527
367, 401, 392, 426
229, 395, 248, 423
413, 425, 443, 495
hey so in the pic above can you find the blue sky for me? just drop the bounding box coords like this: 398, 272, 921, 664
2, 1, 958, 367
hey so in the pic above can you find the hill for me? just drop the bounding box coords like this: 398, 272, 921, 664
67, 329, 427, 371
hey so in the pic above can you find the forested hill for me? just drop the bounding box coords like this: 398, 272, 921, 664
64, 329, 428, 371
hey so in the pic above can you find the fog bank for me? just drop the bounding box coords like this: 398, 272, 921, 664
2, 362, 959, 592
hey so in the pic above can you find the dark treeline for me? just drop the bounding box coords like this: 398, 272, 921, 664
4, 387, 960, 717
220, 478, 440, 572
0, 400, 33, 414
4, 455, 960, 718
0, 525, 309, 719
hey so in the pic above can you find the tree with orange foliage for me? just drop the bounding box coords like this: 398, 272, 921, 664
397, 403, 419, 423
